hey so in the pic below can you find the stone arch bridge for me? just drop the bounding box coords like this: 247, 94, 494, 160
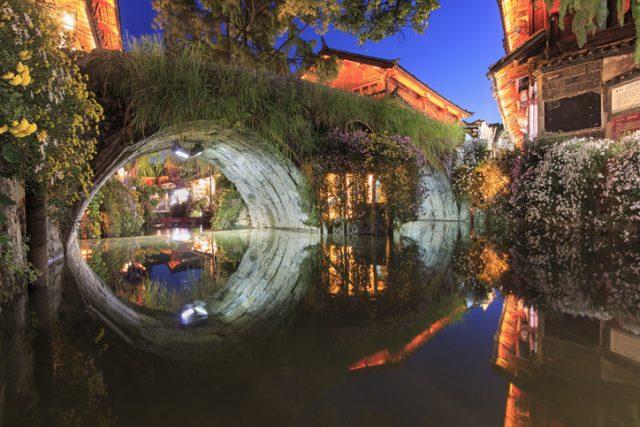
60, 53, 467, 358
72, 121, 310, 235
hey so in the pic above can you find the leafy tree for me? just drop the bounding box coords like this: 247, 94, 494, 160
0, 0, 101, 284
0, 0, 102, 207
99, 179, 144, 238
152, 0, 441, 74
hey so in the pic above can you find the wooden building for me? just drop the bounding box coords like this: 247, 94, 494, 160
489, 0, 639, 147
303, 44, 471, 124
44, 0, 123, 52
494, 295, 640, 427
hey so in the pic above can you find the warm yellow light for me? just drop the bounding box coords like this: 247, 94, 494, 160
61, 10, 76, 32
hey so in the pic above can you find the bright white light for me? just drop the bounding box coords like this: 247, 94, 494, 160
61, 11, 76, 31
171, 228, 191, 242
180, 307, 195, 320
173, 188, 190, 204
179, 301, 208, 325
174, 149, 190, 159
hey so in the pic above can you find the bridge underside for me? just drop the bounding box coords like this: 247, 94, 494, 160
71, 121, 311, 239
64, 122, 318, 359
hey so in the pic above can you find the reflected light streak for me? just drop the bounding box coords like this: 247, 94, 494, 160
171, 228, 192, 242
348, 306, 467, 372
179, 301, 208, 325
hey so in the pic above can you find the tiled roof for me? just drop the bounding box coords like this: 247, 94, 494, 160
320, 46, 472, 116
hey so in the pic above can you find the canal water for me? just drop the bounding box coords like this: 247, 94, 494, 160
1, 223, 639, 426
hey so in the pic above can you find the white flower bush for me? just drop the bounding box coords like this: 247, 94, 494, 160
601, 133, 640, 225
505, 230, 640, 329
510, 133, 640, 229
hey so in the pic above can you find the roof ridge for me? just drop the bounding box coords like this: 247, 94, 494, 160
319, 44, 471, 116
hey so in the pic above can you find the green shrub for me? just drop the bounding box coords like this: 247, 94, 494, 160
99, 179, 144, 237
211, 189, 245, 231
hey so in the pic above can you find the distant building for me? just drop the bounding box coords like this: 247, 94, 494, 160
44, 0, 123, 52
489, 0, 638, 147
465, 119, 497, 142
463, 120, 513, 157
303, 43, 472, 124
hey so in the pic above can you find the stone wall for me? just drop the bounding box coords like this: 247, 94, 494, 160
47, 220, 64, 266
538, 52, 639, 140
418, 167, 468, 222
400, 220, 470, 271
0, 177, 65, 297
542, 61, 603, 101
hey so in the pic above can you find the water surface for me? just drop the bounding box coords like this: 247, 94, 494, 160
2, 223, 639, 426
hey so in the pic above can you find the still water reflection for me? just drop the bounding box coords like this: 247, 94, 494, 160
79, 229, 250, 311
1, 223, 640, 426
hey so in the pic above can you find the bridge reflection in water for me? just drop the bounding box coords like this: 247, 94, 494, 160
1, 222, 640, 426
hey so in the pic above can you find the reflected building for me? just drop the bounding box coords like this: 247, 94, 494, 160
494, 295, 640, 427
349, 306, 467, 372
322, 237, 390, 299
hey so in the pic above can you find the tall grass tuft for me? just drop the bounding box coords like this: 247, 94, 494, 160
89, 37, 464, 168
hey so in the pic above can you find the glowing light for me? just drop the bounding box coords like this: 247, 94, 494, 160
171, 228, 191, 242
80, 248, 93, 260
172, 142, 190, 159
477, 245, 509, 285
367, 174, 374, 204
179, 301, 208, 325
61, 10, 76, 31
173, 188, 190, 204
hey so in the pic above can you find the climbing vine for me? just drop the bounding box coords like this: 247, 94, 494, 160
547, 0, 640, 61
311, 130, 427, 231
0, 0, 102, 219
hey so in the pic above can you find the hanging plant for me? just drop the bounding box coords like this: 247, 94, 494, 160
311, 130, 428, 230
545, 0, 640, 62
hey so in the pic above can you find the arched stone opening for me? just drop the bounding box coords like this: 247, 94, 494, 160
69, 121, 313, 249
63, 122, 319, 359
66, 230, 318, 360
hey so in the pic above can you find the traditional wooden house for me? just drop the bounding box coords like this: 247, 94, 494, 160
303, 44, 471, 234
494, 295, 640, 427
44, 0, 123, 52
489, 1, 639, 147
303, 43, 472, 124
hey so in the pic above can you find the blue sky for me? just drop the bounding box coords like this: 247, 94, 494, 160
118, 0, 506, 123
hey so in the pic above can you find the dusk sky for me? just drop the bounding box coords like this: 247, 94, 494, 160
118, 0, 506, 123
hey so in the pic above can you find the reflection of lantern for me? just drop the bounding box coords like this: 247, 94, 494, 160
61, 10, 76, 31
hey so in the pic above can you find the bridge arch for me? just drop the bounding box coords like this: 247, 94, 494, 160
66, 230, 318, 360
63, 121, 320, 359
69, 121, 311, 243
